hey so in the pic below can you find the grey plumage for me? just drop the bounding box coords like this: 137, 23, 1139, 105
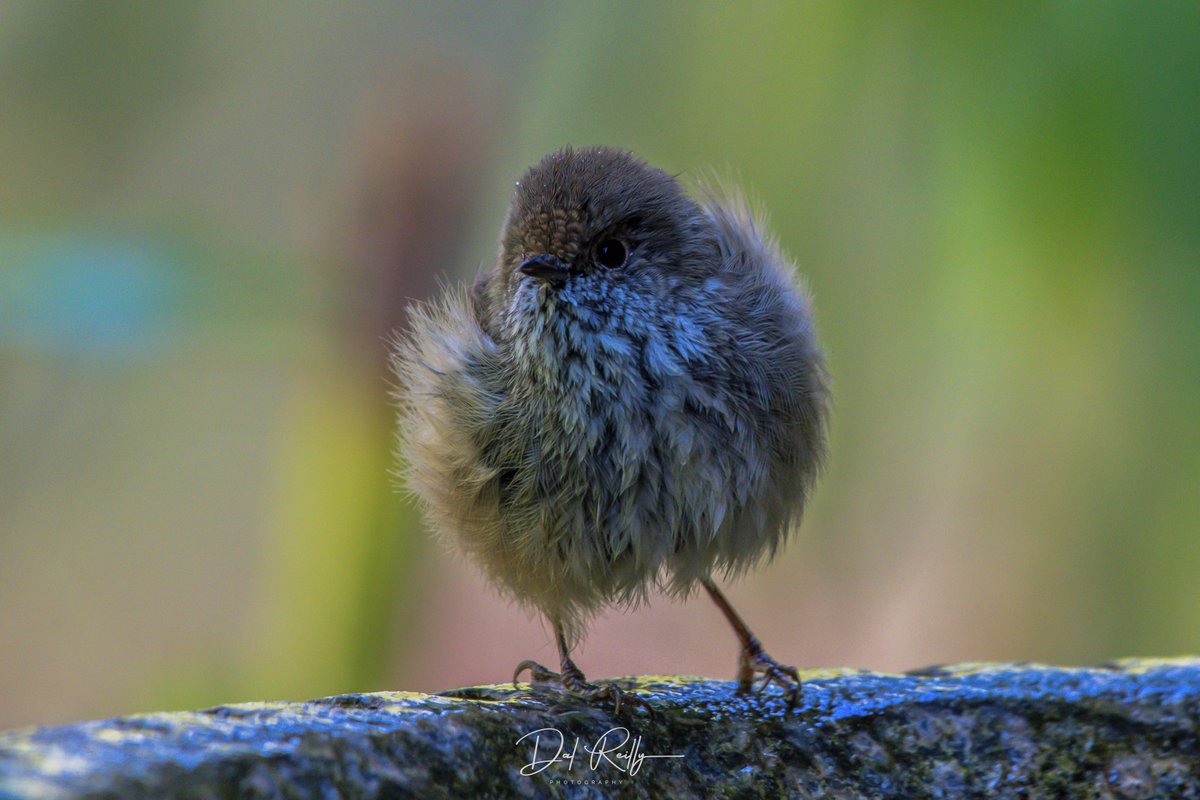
392, 146, 829, 662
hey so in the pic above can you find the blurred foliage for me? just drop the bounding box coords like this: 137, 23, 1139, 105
0, 2, 1197, 729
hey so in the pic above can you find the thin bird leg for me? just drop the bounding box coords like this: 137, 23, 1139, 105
701, 577, 802, 708
512, 622, 650, 715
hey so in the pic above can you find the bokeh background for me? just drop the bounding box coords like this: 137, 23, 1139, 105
2, 2, 1198, 731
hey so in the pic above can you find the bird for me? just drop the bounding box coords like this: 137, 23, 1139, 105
392, 145, 829, 711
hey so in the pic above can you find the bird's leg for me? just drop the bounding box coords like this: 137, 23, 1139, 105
513, 622, 649, 714
702, 577, 802, 709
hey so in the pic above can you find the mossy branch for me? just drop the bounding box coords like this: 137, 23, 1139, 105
2, 660, 1199, 799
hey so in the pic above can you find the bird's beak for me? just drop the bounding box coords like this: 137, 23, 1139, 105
518, 254, 570, 286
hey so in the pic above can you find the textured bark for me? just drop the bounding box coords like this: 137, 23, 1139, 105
2, 660, 1199, 799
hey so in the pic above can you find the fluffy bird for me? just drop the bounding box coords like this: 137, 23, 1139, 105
393, 146, 829, 710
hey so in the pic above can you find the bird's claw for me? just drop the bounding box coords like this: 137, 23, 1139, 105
564, 676, 653, 717
513, 659, 560, 686
512, 658, 653, 716
740, 648, 802, 711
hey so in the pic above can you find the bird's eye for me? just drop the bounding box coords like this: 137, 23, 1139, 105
595, 238, 627, 269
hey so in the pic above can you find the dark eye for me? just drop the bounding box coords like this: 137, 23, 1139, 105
594, 238, 627, 269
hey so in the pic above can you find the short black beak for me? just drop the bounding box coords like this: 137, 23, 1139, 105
518, 254, 570, 286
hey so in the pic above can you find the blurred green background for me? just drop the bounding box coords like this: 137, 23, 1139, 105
2, 2, 1197, 730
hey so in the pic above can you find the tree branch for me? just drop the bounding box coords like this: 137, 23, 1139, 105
2, 659, 1198, 798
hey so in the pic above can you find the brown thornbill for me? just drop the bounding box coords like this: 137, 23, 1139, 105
392, 146, 829, 711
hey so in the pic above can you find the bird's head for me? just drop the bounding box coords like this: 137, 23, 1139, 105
495, 146, 720, 310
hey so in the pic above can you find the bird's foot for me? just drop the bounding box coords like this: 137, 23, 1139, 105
739, 644, 802, 711
512, 659, 561, 686
513, 658, 651, 715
